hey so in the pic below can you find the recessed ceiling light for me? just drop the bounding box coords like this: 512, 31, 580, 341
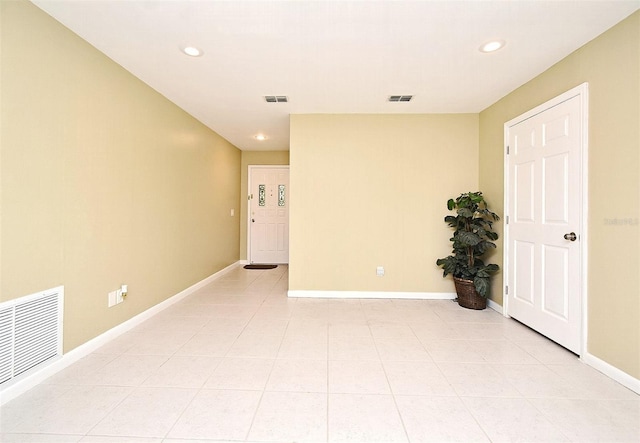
479, 40, 505, 53
254, 134, 267, 141
182, 46, 203, 57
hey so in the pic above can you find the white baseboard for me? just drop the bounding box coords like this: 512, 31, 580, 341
581, 351, 640, 395
487, 297, 503, 314
0, 261, 241, 406
288, 290, 456, 300
484, 300, 638, 394
487, 299, 638, 393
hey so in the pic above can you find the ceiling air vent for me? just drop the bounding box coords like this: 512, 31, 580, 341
388, 95, 413, 102
264, 96, 288, 103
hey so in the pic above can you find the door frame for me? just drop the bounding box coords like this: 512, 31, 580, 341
502, 82, 589, 356
246, 164, 290, 264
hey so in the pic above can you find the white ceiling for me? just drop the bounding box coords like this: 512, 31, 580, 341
32, 0, 639, 151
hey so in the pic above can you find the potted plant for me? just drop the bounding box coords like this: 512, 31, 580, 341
436, 192, 500, 310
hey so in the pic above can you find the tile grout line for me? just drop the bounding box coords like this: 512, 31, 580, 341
243, 272, 289, 442
165, 266, 268, 442
126, 274, 239, 441
371, 319, 412, 443
326, 313, 331, 443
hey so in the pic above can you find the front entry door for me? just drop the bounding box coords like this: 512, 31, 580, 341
505, 85, 587, 354
249, 166, 289, 264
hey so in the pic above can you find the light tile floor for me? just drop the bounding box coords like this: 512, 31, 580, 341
1, 265, 639, 442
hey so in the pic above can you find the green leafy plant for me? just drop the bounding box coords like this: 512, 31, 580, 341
436, 192, 500, 297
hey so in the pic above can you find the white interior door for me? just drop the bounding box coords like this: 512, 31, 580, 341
249, 166, 289, 264
505, 85, 587, 354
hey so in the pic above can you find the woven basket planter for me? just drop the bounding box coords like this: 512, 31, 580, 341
453, 277, 487, 310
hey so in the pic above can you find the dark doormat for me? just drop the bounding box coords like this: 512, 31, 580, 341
244, 264, 278, 270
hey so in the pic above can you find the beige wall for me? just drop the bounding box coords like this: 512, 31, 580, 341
290, 114, 480, 293
3, 0, 637, 382
239, 151, 290, 260
1, 1, 241, 352
479, 12, 639, 378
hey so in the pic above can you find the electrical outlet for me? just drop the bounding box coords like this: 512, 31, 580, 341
108, 291, 118, 307
376, 266, 385, 276
116, 289, 124, 304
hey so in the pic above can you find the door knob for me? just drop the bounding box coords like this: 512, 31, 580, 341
252, 219, 255, 223
564, 232, 577, 241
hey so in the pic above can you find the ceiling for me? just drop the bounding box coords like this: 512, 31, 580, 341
32, 0, 639, 151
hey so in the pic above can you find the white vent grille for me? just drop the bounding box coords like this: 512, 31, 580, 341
388, 95, 413, 102
0, 287, 63, 386
264, 96, 288, 103
0, 309, 12, 384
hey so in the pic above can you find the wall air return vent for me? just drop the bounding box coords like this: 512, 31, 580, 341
0, 286, 64, 388
264, 96, 288, 103
388, 95, 413, 102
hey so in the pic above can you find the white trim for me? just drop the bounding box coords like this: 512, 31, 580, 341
503, 83, 589, 358
0, 261, 241, 406
247, 165, 290, 264
502, 113, 511, 318
487, 297, 502, 313
288, 290, 456, 300
504, 83, 588, 127
578, 84, 590, 362
581, 352, 640, 395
